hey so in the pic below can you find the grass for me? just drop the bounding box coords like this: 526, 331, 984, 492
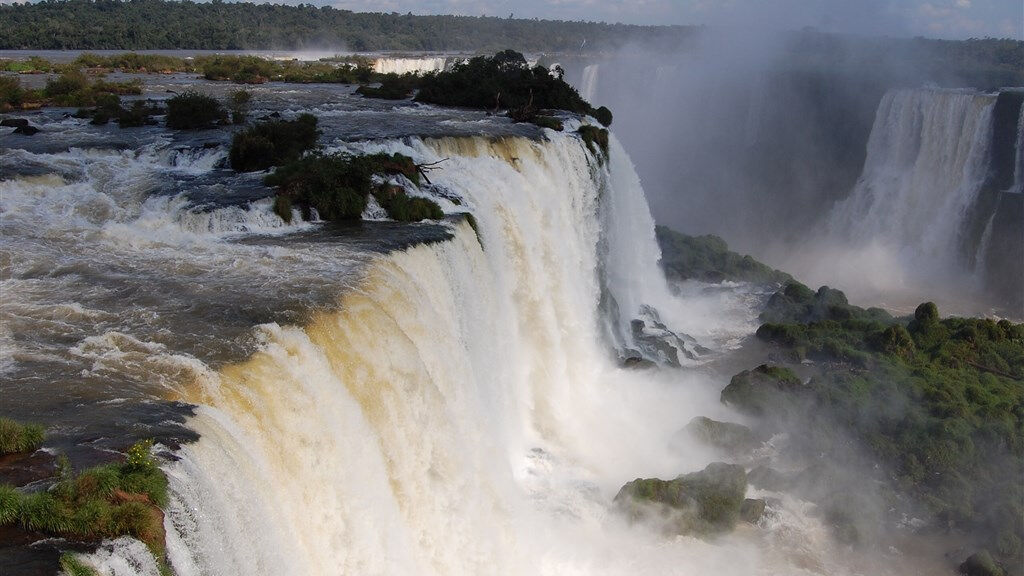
1, 440, 168, 557
59, 553, 99, 576
0, 418, 45, 455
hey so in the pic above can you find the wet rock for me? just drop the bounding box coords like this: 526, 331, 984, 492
615, 462, 747, 536
0, 451, 57, 487
959, 550, 1005, 576
684, 416, 763, 454
1, 117, 30, 128
13, 125, 39, 136
720, 364, 804, 418
629, 305, 709, 366
747, 465, 790, 492
740, 498, 766, 524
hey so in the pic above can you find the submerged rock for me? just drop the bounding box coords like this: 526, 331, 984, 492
1, 117, 30, 128
684, 416, 763, 454
13, 124, 39, 136
615, 462, 747, 537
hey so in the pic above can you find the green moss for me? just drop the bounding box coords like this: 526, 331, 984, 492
615, 462, 747, 537
230, 114, 319, 172
577, 125, 609, 157
685, 416, 762, 454
165, 90, 227, 130
528, 115, 563, 131
0, 418, 45, 455
720, 364, 803, 418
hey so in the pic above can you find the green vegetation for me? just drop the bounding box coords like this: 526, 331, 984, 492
354, 73, 420, 100
415, 50, 612, 126
615, 462, 748, 537
655, 226, 793, 285
529, 116, 564, 131
265, 152, 443, 224
0, 1, 694, 52
229, 114, 319, 172
577, 125, 609, 156
742, 283, 1024, 563
0, 418, 44, 455
77, 94, 161, 128
72, 52, 194, 73
684, 416, 763, 454
59, 553, 100, 576
165, 90, 226, 129
228, 89, 251, 124
1, 440, 169, 566
1, 56, 62, 73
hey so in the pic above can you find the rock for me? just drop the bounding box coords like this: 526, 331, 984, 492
747, 465, 790, 492
621, 355, 657, 370
0, 451, 57, 487
615, 462, 747, 536
1, 117, 30, 128
740, 498, 766, 524
684, 416, 763, 454
13, 125, 39, 136
720, 364, 804, 418
959, 550, 1005, 576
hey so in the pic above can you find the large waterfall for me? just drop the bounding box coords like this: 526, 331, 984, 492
827, 89, 997, 278
150, 132, 769, 576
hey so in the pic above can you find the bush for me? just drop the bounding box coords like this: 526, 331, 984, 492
0, 418, 45, 455
577, 125, 609, 157
165, 90, 226, 129
355, 73, 420, 100
265, 152, 442, 223
229, 114, 319, 172
1, 76, 26, 108
591, 105, 613, 127
229, 89, 251, 124
529, 115, 563, 131
415, 50, 611, 123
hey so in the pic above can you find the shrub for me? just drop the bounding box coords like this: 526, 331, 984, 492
592, 105, 613, 127
165, 91, 226, 129
577, 125, 609, 156
229, 114, 319, 172
1, 76, 25, 108
529, 115, 563, 131
229, 89, 251, 124
355, 73, 420, 100
0, 418, 45, 455
44, 70, 90, 98
265, 152, 442, 223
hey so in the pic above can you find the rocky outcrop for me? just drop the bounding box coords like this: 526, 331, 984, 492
719, 364, 804, 418
684, 416, 763, 455
614, 462, 747, 537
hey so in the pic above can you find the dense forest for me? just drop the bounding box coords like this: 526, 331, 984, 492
0, 0, 695, 51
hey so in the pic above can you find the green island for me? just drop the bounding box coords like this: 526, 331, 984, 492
1, 420, 171, 576
624, 225, 1024, 576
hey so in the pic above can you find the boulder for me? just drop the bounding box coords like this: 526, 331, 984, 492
13, 125, 39, 136
959, 551, 1005, 576
720, 364, 804, 418
740, 498, 766, 524
1, 117, 29, 128
615, 462, 747, 536
684, 416, 763, 454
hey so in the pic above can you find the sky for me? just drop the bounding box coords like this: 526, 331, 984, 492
321, 0, 1021, 39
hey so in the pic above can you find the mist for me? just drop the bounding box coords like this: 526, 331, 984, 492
570, 24, 1023, 317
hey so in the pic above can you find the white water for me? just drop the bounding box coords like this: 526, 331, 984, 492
580, 65, 599, 102
373, 56, 449, 75
150, 130, 882, 576
828, 89, 995, 274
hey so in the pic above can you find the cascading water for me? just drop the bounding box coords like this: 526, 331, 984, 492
580, 65, 599, 102
372, 56, 450, 75
150, 131, 844, 576
826, 88, 996, 279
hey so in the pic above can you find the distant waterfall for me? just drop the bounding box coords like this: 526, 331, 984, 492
827, 89, 997, 279
372, 56, 449, 75
580, 64, 599, 102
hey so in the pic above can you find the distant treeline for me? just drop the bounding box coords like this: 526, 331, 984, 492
0, 0, 695, 51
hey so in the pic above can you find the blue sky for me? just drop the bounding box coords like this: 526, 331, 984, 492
323, 0, 1021, 39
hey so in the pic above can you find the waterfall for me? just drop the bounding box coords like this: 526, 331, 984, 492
579, 65, 599, 103
373, 57, 450, 75
158, 132, 760, 576
826, 88, 997, 279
